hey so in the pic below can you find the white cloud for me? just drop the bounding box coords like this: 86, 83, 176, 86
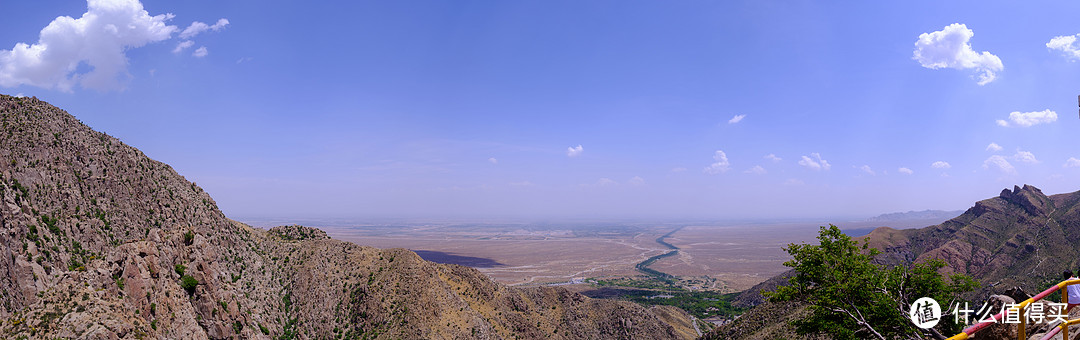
1013, 149, 1039, 163
704, 150, 731, 174
798, 153, 830, 171
996, 110, 1057, 127
192, 46, 208, 58
596, 178, 617, 186
566, 145, 583, 157
727, 114, 746, 124
173, 40, 194, 53
983, 155, 1016, 174
488, 157, 498, 164
986, 143, 1002, 152
628, 176, 645, 186
0, 0, 178, 92
898, 167, 914, 175
931, 161, 951, 169
1047, 34, 1080, 61
858, 165, 875, 176
913, 23, 1003, 85
670, 167, 687, 173
764, 154, 782, 162
1065, 157, 1080, 168
179, 18, 229, 39
744, 165, 767, 175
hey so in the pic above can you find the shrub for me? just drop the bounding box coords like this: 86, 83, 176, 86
180, 275, 198, 294
174, 264, 186, 276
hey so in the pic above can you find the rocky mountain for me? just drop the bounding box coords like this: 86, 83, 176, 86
863, 184, 1080, 294
0, 94, 697, 339
706, 184, 1080, 339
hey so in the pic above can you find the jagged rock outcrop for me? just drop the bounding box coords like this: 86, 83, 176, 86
0, 94, 696, 339
710, 184, 1080, 339
863, 184, 1080, 296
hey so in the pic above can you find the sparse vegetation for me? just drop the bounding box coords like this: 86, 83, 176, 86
180, 275, 198, 294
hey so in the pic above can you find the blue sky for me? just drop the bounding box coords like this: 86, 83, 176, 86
3, 0, 1080, 220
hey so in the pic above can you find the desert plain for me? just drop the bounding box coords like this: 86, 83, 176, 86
241, 217, 952, 292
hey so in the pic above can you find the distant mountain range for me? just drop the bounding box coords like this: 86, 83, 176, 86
866, 209, 965, 222
0, 95, 698, 339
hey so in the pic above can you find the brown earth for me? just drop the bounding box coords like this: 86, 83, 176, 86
0, 94, 697, 339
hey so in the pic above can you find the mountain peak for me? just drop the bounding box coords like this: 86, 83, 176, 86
998, 184, 1052, 217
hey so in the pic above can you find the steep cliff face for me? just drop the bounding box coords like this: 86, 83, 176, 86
0, 95, 695, 339
863, 184, 1080, 293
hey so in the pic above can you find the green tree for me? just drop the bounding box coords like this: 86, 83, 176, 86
768, 225, 977, 340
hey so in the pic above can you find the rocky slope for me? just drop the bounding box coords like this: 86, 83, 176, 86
0, 94, 696, 339
863, 184, 1080, 295
707, 184, 1080, 339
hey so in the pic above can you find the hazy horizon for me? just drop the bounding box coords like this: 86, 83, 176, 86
3, 1, 1079, 220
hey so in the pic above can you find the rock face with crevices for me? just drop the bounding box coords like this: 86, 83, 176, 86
0, 94, 696, 339
863, 184, 1080, 297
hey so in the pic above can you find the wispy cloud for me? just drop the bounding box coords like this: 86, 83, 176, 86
798, 153, 830, 171
704, 150, 731, 174
727, 114, 746, 124
857, 165, 875, 176
488, 157, 498, 164
628, 176, 645, 185
931, 161, 951, 169
174, 18, 228, 59
1013, 149, 1039, 163
744, 165, 766, 175
179, 18, 229, 39
996, 110, 1057, 127
983, 155, 1016, 174
1065, 157, 1080, 168
898, 167, 914, 175
670, 167, 687, 173
764, 154, 782, 162
913, 23, 1002, 85
1047, 34, 1080, 61
192, 46, 208, 58
566, 145, 583, 157
986, 142, 1002, 152
173, 40, 195, 53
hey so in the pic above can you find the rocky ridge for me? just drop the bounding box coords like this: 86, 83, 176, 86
0, 94, 696, 339
707, 184, 1080, 339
